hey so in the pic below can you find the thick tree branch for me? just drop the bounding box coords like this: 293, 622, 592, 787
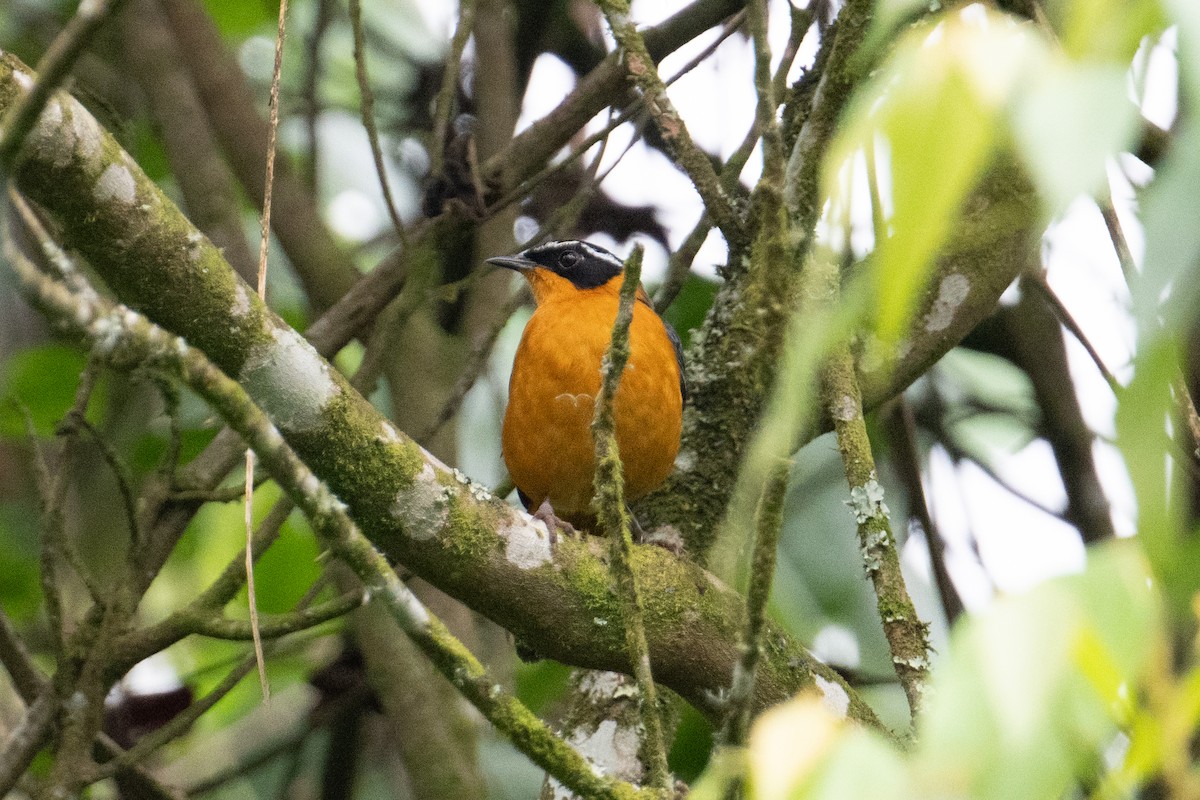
0, 52, 878, 729
5, 256, 657, 800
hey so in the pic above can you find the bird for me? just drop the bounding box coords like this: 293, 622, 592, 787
488, 240, 685, 534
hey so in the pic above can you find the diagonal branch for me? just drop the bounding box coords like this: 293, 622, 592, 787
5, 254, 659, 800
0, 51, 878, 730
597, 0, 743, 248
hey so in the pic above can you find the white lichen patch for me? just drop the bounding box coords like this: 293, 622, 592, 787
391, 464, 450, 540
24, 99, 80, 172
547, 718, 642, 797
578, 670, 629, 700
922, 273, 971, 333
378, 421, 401, 444
237, 326, 339, 432
70, 102, 103, 165
814, 674, 850, 718
831, 394, 858, 422
93, 163, 136, 206
12, 70, 32, 90
91, 307, 128, 355
387, 582, 431, 629
893, 654, 930, 670
502, 515, 552, 569
846, 477, 889, 524
230, 283, 251, 318
674, 448, 695, 472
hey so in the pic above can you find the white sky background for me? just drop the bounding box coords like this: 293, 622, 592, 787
392, 1, 1177, 607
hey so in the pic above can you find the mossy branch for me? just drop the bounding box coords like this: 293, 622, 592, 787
0, 0, 129, 170
4, 252, 656, 800
592, 246, 670, 790
822, 337, 931, 719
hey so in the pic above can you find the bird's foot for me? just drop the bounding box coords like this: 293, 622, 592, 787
634, 517, 687, 556
532, 499, 577, 544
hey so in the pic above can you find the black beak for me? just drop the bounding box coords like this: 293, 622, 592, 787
486, 255, 536, 272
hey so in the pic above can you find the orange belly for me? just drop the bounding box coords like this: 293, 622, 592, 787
503, 294, 683, 525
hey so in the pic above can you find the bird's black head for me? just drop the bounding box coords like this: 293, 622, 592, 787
487, 240, 624, 290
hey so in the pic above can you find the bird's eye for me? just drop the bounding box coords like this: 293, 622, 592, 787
559, 251, 580, 269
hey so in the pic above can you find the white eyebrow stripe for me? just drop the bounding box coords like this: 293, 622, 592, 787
577, 242, 624, 269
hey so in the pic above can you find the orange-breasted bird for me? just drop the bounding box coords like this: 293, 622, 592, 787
488, 240, 685, 532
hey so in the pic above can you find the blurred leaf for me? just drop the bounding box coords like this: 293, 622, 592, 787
0, 503, 43, 620
863, 0, 937, 57
1115, 339, 1199, 620
1047, 0, 1165, 62
660, 274, 718, 348
1134, 120, 1200, 338
936, 347, 1039, 419
1011, 63, 1140, 213
914, 542, 1157, 799
513, 659, 570, 715
0, 344, 107, 438
825, 8, 1042, 342
1167, 0, 1200, 104
747, 696, 845, 800
201, 0, 274, 37
669, 702, 714, 783
800, 728, 911, 800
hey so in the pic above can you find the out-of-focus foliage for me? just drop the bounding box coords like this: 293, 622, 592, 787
727, 0, 1200, 796
1, 0, 1198, 794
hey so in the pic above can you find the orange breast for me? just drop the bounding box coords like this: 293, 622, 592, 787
502, 289, 683, 525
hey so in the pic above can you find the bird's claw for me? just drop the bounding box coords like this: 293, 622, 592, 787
532, 498, 577, 544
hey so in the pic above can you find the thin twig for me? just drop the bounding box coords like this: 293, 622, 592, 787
430, 0, 477, 178
348, 0, 408, 245
748, 0, 784, 196
720, 459, 789, 751
598, 1, 743, 248
184, 592, 363, 641
0, 0, 132, 170
1024, 273, 1121, 391
1099, 201, 1136, 283
824, 339, 930, 719
96, 650, 261, 777
301, 0, 334, 190
0, 609, 43, 701
483, 11, 746, 223
653, 213, 710, 313
244, 0, 291, 703
0, 692, 57, 796
591, 246, 670, 790
72, 414, 142, 546
885, 399, 965, 624
420, 291, 525, 444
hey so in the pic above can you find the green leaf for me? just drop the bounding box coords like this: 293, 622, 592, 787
0, 503, 43, 621
825, 7, 1043, 342
1134, 120, 1200, 338
1047, 0, 1166, 62
1115, 338, 1199, 620
801, 729, 911, 800
240, 511, 323, 614
1011, 63, 1141, 213
201, 0, 275, 37
0, 344, 107, 438
660, 274, 718, 348
914, 542, 1157, 799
